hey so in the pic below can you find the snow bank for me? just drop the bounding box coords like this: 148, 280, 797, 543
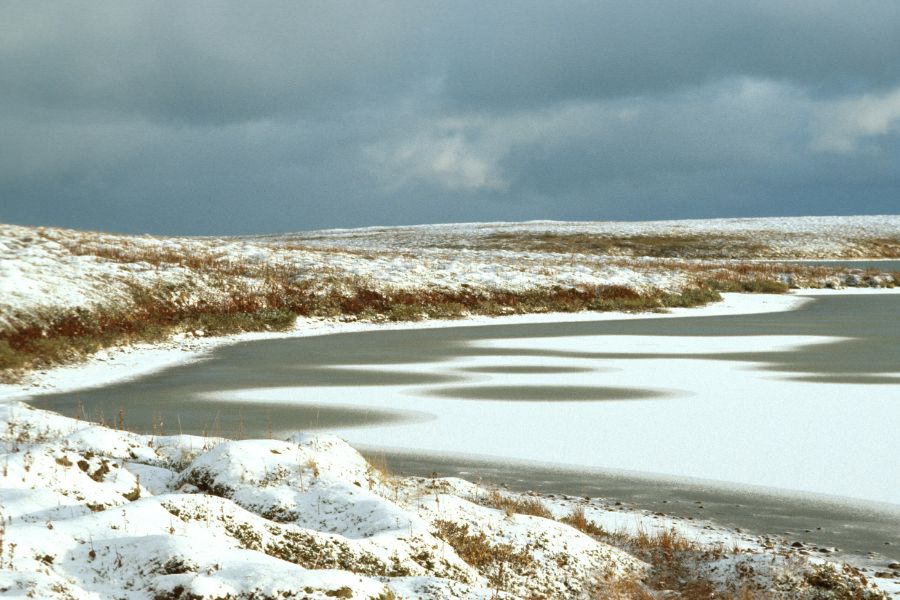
0, 401, 643, 599
0, 401, 892, 599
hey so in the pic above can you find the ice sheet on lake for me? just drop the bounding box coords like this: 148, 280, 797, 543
209, 331, 900, 505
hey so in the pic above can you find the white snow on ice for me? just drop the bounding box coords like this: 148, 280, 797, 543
203, 293, 900, 506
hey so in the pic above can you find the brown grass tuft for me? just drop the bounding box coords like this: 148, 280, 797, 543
431, 519, 534, 589
590, 577, 656, 600
481, 490, 553, 519
561, 506, 610, 538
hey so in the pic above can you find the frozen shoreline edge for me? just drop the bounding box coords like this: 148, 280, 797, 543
361, 443, 900, 517
5, 287, 900, 404
1, 291, 819, 402
6, 288, 898, 511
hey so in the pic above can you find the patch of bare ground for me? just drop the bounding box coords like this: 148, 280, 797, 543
430, 519, 536, 591
852, 236, 900, 258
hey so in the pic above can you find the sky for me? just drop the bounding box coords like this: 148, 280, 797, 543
1, 2, 899, 235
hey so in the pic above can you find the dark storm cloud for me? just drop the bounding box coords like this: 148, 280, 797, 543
437, 2, 900, 109
0, 3, 440, 124
1, 1, 899, 234
5, 2, 900, 121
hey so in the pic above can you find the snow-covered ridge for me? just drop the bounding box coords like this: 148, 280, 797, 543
0, 401, 891, 599
2, 216, 898, 334
264, 214, 900, 239
267, 215, 900, 254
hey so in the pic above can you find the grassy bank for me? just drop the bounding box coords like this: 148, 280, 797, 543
0, 274, 773, 382
473, 231, 900, 260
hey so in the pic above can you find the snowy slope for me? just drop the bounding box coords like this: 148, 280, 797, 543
0, 400, 890, 599
3, 216, 899, 333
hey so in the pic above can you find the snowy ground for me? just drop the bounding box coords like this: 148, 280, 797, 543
2, 215, 899, 333
267, 215, 900, 255
2, 217, 899, 598
0, 398, 893, 599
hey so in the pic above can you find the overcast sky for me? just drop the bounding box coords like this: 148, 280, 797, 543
2, 2, 899, 235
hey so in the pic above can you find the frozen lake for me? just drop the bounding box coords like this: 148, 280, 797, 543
33, 293, 900, 501
779, 259, 900, 271
29, 292, 900, 554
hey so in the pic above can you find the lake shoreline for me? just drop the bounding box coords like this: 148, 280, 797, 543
9, 287, 900, 405
1, 291, 816, 402
369, 446, 900, 566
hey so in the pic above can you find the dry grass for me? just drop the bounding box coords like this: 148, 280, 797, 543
590, 577, 657, 600
0, 274, 727, 381
630, 525, 696, 557
13, 225, 890, 382
561, 506, 615, 539
577, 520, 883, 599
704, 277, 790, 294
431, 519, 534, 590
619, 526, 704, 593
474, 231, 900, 260
476, 232, 773, 259
853, 236, 900, 258
480, 490, 553, 519
0, 278, 298, 381
559, 508, 770, 600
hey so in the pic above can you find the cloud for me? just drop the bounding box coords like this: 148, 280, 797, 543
434, 1, 900, 110
0, 3, 439, 125
3, 2, 900, 125
811, 87, 900, 153
368, 78, 813, 195
1, 2, 899, 234
365, 121, 510, 192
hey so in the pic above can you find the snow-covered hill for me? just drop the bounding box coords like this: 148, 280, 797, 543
2, 216, 898, 334
0, 400, 890, 599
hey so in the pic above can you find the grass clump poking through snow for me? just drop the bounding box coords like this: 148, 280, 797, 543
705, 277, 790, 294
563, 506, 716, 595
479, 490, 554, 518
430, 519, 535, 590
562, 506, 614, 539
561, 505, 891, 600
